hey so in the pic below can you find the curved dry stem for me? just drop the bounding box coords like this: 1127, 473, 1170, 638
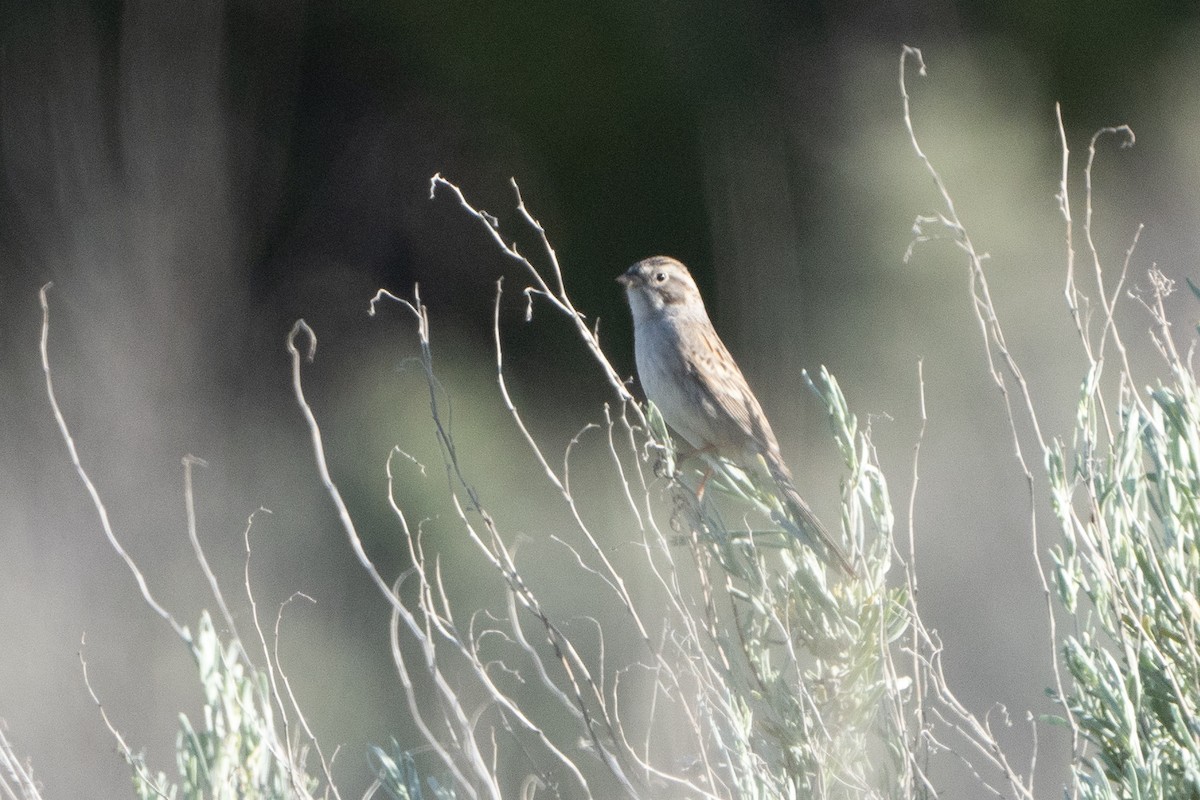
39, 283, 189, 643
288, 315, 505, 800
182, 455, 242, 650
0, 725, 44, 800
491, 279, 652, 644
429, 175, 643, 419
78, 645, 173, 800
899, 45, 1043, 800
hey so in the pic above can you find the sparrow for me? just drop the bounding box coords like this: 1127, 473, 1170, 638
618, 255, 854, 576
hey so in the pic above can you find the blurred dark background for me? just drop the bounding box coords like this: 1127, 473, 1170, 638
2, 0, 1199, 795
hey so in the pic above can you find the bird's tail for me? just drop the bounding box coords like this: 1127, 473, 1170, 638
767, 458, 857, 578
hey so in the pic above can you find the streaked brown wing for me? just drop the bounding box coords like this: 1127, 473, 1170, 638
683, 323, 780, 455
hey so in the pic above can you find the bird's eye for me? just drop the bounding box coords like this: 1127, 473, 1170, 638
654, 272, 667, 283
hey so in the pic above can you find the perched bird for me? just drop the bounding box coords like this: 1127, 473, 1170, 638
618, 255, 855, 576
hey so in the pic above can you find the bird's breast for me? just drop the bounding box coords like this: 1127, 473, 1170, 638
632, 317, 710, 451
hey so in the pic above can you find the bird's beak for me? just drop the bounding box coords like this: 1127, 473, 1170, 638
616, 272, 634, 288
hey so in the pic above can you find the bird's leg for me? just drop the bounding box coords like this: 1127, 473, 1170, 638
674, 444, 719, 506
669, 459, 714, 538
659, 441, 720, 509
695, 464, 714, 503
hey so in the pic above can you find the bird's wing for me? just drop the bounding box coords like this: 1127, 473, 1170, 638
683, 324, 780, 454
683, 325, 857, 576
